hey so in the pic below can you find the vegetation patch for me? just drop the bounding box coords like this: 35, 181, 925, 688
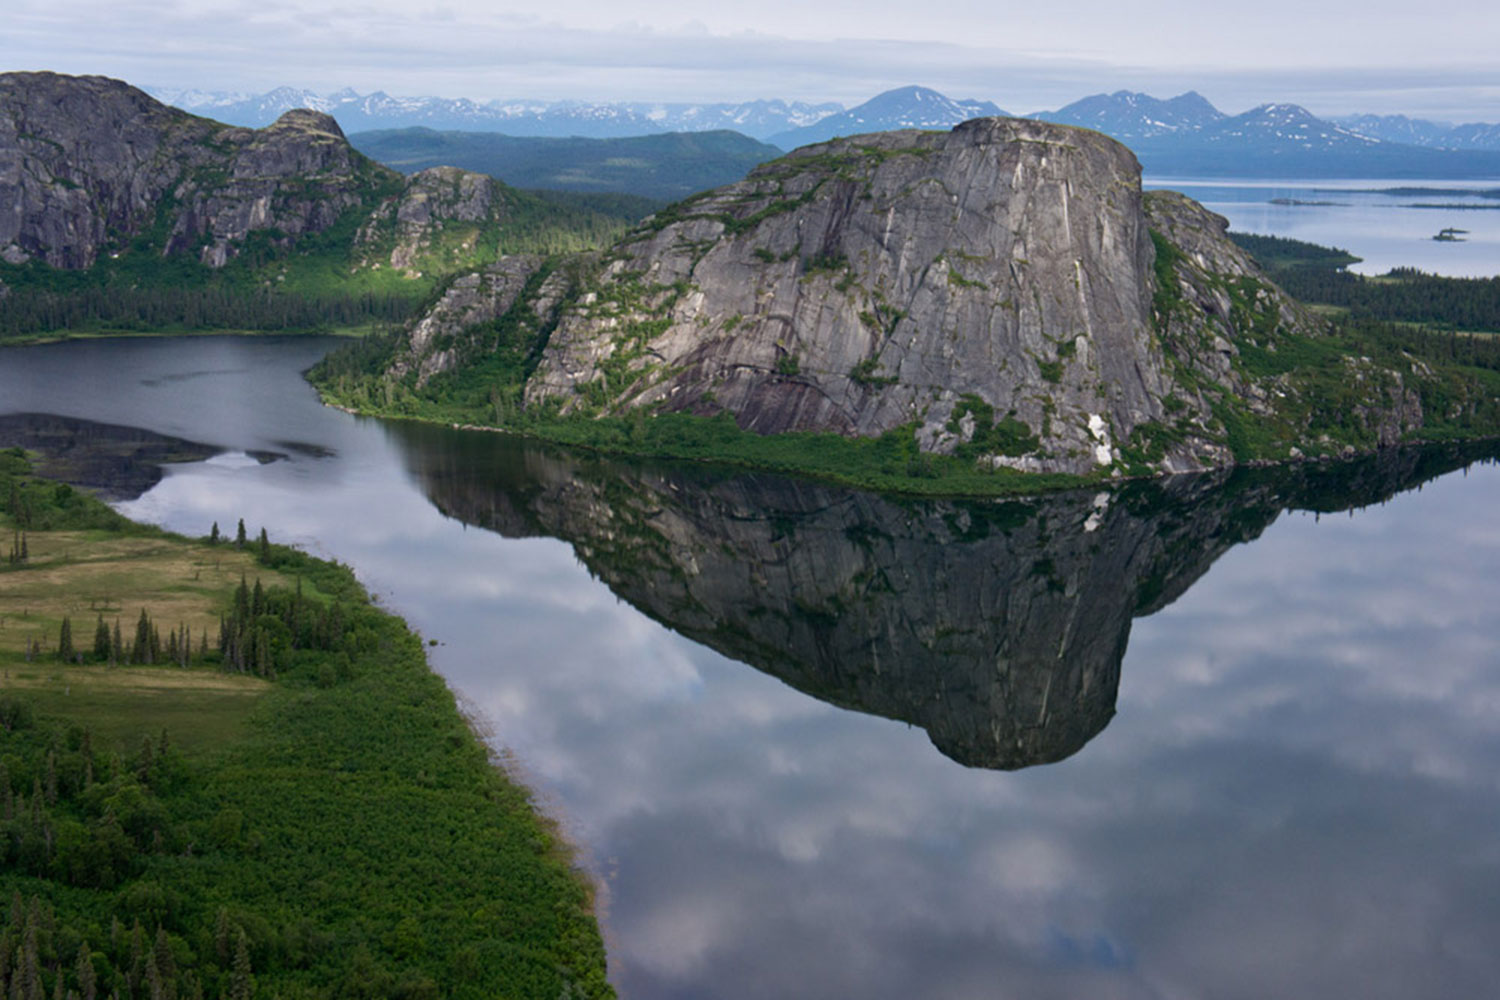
0, 450, 612, 999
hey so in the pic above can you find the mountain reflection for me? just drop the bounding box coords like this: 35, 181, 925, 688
0, 412, 225, 501
389, 425, 1498, 770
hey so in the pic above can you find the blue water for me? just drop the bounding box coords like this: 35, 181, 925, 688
1146, 177, 1500, 277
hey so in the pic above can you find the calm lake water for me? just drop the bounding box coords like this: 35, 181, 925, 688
1145, 177, 1500, 277
3, 335, 1500, 999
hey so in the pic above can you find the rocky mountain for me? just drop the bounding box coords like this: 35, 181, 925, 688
0, 72, 388, 270
363, 114, 1498, 479
767, 86, 1007, 150
150, 85, 842, 141
515, 118, 1304, 476
348, 128, 782, 201
1334, 113, 1500, 151
1035, 90, 1225, 140
388, 425, 1498, 769
1127, 103, 1500, 178
0, 72, 636, 333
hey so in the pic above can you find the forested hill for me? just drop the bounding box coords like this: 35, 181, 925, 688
0, 72, 637, 341
349, 128, 781, 201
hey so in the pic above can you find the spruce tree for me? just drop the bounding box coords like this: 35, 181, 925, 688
133, 609, 151, 665
210, 521, 220, 545
229, 929, 253, 1000
76, 941, 96, 1000
56, 617, 74, 663
258, 527, 269, 561
94, 614, 110, 661
235, 519, 246, 548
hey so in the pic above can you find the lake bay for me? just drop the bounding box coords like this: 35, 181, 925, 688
3, 334, 1499, 998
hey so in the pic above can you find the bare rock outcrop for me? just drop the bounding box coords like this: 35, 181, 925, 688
524, 119, 1189, 474
0, 73, 391, 269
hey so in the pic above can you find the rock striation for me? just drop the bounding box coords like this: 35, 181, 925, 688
0, 72, 387, 269
524, 119, 1183, 474
0, 72, 546, 282
508, 117, 1392, 475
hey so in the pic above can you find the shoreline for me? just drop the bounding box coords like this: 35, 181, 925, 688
0, 446, 615, 997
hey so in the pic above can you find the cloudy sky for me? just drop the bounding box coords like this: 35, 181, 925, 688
6, 0, 1498, 119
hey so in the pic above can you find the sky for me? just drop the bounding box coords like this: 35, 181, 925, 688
5, 0, 1498, 120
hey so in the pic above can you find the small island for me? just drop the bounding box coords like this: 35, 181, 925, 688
1433, 226, 1470, 241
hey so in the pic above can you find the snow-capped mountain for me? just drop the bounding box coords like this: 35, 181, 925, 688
1034, 90, 1224, 139
148, 87, 842, 140
147, 83, 1500, 174
1130, 103, 1500, 177
1335, 114, 1500, 152
633, 99, 843, 137
1196, 103, 1381, 150
767, 86, 1007, 149
1442, 122, 1500, 151
1333, 113, 1455, 148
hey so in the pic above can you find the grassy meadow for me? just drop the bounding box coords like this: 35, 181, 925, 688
0, 448, 612, 999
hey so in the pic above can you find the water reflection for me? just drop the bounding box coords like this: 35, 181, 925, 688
387, 421, 1500, 771
0, 412, 237, 501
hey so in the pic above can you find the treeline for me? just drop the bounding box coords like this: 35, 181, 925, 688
0, 286, 418, 340
1274, 267, 1500, 332
0, 711, 259, 1000
1229, 232, 1362, 270
1336, 315, 1500, 372
1229, 230, 1500, 333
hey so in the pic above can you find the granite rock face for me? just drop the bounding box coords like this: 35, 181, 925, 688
0, 72, 389, 269
0, 72, 534, 282
524, 119, 1188, 474
356, 165, 512, 278
389, 255, 544, 385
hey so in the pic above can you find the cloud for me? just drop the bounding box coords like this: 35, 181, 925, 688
5, 0, 1499, 117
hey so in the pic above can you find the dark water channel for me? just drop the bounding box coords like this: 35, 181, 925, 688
3, 335, 1499, 999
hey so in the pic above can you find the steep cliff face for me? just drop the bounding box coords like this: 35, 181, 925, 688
523, 119, 1192, 474
0, 72, 392, 269
356, 165, 511, 278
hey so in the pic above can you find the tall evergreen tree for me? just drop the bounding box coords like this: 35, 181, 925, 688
133, 609, 152, 665
56, 617, 74, 663
235, 519, 246, 548
93, 614, 110, 660
228, 929, 253, 1000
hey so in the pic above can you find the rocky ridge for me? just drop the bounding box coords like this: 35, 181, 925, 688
373, 115, 1481, 477
0, 72, 572, 287
0, 73, 388, 269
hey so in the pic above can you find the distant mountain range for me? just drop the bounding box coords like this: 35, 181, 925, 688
149, 85, 841, 141
1331, 114, 1500, 151
152, 83, 1500, 181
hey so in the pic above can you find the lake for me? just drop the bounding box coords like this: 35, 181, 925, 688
3, 334, 1500, 999
1145, 177, 1500, 277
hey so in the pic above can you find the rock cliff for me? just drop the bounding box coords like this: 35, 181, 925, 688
0, 72, 593, 286
503, 118, 1401, 474
523, 119, 1187, 474
0, 72, 391, 269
